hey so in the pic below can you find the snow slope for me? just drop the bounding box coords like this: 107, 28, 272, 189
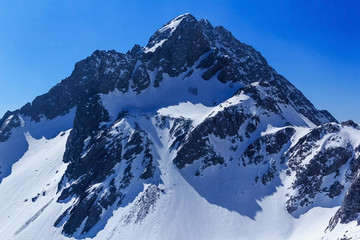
0, 130, 72, 240
1, 107, 358, 240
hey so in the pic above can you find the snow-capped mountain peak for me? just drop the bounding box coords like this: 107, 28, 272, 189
0, 14, 359, 240
144, 13, 195, 53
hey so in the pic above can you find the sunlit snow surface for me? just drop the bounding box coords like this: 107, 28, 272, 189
1, 101, 359, 240
0, 71, 359, 239
0, 124, 355, 240
100, 67, 243, 120
0, 108, 75, 183
0, 130, 74, 240
1, 72, 359, 239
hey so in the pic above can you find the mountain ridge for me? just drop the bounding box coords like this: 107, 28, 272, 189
0, 13, 335, 125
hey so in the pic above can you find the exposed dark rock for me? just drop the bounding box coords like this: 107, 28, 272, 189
132, 64, 150, 94
62, 193, 98, 235
123, 130, 144, 161
140, 140, 156, 180
329, 174, 360, 230
173, 106, 246, 169
286, 124, 354, 214
62, 94, 109, 165
122, 185, 164, 225
167, 118, 192, 150
153, 69, 163, 88
327, 181, 344, 199
243, 127, 295, 166
144, 14, 211, 77
56, 116, 160, 236
342, 120, 360, 129
0, 111, 21, 142
262, 166, 276, 185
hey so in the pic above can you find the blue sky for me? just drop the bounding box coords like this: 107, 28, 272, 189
0, 0, 359, 122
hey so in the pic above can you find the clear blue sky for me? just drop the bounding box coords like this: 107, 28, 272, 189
0, 0, 359, 122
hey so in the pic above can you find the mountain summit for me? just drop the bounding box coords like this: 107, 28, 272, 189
0, 14, 359, 240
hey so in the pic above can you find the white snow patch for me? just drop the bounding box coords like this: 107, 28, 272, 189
144, 39, 166, 53
158, 102, 213, 126
0, 130, 73, 240
100, 68, 242, 121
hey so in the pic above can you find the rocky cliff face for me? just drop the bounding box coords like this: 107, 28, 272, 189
0, 14, 359, 240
